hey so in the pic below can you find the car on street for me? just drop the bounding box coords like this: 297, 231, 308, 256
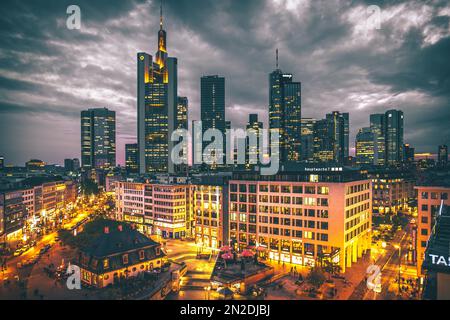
13, 248, 25, 257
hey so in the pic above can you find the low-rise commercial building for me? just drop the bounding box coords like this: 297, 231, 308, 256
368, 169, 415, 214
115, 181, 193, 239
415, 184, 450, 276
0, 190, 26, 240
193, 184, 229, 250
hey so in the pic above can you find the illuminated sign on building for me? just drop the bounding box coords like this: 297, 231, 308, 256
428, 254, 450, 267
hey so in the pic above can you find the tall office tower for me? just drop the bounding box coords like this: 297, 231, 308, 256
174, 97, 188, 173
64, 159, 75, 172
73, 158, 80, 171
403, 144, 415, 165
325, 111, 349, 165
355, 127, 375, 165
301, 118, 316, 162
385, 110, 404, 166
246, 114, 263, 170
125, 143, 139, 174
438, 145, 448, 167
313, 119, 334, 163
176, 97, 188, 130
269, 49, 302, 165
81, 108, 116, 170
138, 3, 178, 174
201, 75, 226, 168
370, 114, 385, 166
0, 156, 4, 169
225, 120, 232, 165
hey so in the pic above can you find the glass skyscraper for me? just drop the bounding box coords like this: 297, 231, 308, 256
138, 4, 178, 174
370, 114, 386, 166
80, 108, 116, 170
300, 118, 316, 163
246, 114, 263, 170
325, 111, 349, 165
438, 145, 448, 167
385, 109, 404, 166
201, 75, 226, 168
125, 143, 139, 174
355, 127, 375, 165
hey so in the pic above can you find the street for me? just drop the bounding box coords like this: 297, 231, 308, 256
0, 194, 109, 300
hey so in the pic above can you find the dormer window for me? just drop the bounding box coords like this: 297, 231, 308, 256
123, 254, 129, 265
139, 250, 145, 261
156, 247, 161, 256
103, 259, 109, 270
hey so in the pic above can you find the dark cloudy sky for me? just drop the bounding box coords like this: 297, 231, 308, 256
0, 0, 449, 166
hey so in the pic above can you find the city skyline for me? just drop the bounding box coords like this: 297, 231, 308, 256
1, 0, 450, 166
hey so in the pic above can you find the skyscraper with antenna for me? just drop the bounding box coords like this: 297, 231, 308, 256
137, 0, 179, 174
269, 49, 302, 166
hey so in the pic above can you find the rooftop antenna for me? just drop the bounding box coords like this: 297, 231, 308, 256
160, 0, 163, 29
276, 48, 279, 69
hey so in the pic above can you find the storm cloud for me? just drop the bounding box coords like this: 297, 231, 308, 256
0, 0, 449, 165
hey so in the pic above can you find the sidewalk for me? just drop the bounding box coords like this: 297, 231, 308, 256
26, 242, 84, 300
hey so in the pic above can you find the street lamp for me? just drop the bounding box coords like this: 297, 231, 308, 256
204, 286, 211, 300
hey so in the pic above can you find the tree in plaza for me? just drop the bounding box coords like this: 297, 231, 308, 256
81, 179, 99, 196
323, 259, 341, 276
307, 266, 327, 288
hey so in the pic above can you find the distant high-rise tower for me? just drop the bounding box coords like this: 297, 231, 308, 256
177, 97, 188, 130
325, 111, 349, 165
125, 143, 139, 174
355, 127, 374, 165
201, 75, 226, 168
64, 158, 80, 172
81, 108, 116, 170
300, 118, 316, 163
313, 119, 334, 163
175, 97, 188, 173
246, 114, 263, 170
385, 110, 404, 166
438, 145, 448, 167
269, 49, 302, 165
138, 1, 178, 174
370, 114, 385, 166
403, 144, 415, 165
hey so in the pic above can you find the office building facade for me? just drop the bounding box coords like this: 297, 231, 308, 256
301, 118, 316, 163
228, 170, 372, 272
81, 108, 116, 170
125, 144, 139, 174
438, 145, 448, 167
355, 127, 375, 165
416, 185, 450, 276
269, 61, 302, 165
370, 114, 386, 166
201, 75, 226, 168
385, 110, 404, 166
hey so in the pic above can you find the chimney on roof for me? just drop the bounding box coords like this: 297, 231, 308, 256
104, 226, 109, 234
118, 225, 123, 232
